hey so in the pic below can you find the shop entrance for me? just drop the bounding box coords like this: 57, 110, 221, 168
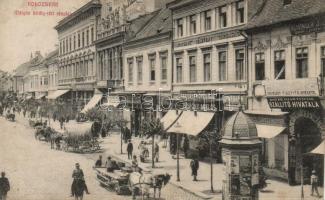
290, 114, 323, 185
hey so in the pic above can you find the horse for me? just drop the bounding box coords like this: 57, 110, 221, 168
129, 172, 171, 200
71, 179, 87, 200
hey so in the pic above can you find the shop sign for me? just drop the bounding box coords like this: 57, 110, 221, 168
175, 30, 241, 48
263, 78, 319, 97
290, 16, 325, 35
267, 97, 321, 109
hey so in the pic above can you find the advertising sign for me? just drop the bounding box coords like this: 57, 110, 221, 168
267, 97, 321, 109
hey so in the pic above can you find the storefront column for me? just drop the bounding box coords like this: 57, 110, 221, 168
284, 134, 289, 171
268, 138, 276, 167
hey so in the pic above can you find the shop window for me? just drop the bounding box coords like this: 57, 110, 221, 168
177, 18, 183, 37
204, 10, 212, 31
190, 15, 197, 35
160, 54, 168, 82
274, 50, 286, 79
203, 53, 211, 81
255, 52, 265, 80
189, 55, 196, 82
176, 57, 183, 83
219, 51, 227, 81
236, 0, 245, 24
236, 49, 245, 80
296, 47, 308, 78
128, 58, 133, 83
136, 57, 143, 84
149, 55, 156, 81
219, 6, 227, 28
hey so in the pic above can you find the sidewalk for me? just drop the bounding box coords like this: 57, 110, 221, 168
15, 113, 324, 200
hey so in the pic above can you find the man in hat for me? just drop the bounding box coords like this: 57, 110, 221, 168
0, 172, 10, 200
190, 158, 199, 181
310, 170, 320, 197
71, 163, 89, 197
127, 140, 133, 160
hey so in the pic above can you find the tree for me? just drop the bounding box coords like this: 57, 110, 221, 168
141, 118, 164, 168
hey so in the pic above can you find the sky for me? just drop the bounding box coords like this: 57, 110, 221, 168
0, 0, 91, 72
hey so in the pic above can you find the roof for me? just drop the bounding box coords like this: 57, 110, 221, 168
132, 8, 172, 41
167, 0, 198, 9
44, 49, 59, 64
55, 0, 101, 30
14, 61, 32, 77
246, 0, 325, 30
125, 10, 160, 40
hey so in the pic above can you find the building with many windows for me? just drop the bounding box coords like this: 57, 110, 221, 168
245, 0, 325, 185
45, 49, 59, 97
124, 7, 172, 134
55, 0, 101, 113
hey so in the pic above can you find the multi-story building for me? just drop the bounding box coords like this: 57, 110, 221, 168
23, 51, 44, 99
13, 61, 32, 97
124, 7, 172, 134
245, 0, 325, 185
165, 0, 263, 157
54, 0, 101, 113
45, 49, 59, 98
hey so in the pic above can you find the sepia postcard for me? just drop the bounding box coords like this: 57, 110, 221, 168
0, 0, 324, 200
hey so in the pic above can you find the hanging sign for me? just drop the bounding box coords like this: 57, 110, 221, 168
267, 97, 321, 109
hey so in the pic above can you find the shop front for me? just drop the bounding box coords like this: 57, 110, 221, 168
249, 78, 324, 185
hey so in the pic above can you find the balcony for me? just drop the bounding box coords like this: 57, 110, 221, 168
107, 79, 124, 89
97, 24, 126, 40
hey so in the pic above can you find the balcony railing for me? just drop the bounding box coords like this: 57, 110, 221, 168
58, 76, 96, 85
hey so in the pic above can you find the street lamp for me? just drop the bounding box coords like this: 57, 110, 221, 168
174, 121, 181, 182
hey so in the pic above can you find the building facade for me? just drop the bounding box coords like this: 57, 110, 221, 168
245, 0, 325, 185
55, 0, 101, 113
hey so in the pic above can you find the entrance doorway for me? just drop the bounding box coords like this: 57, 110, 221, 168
292, 116, 323, 185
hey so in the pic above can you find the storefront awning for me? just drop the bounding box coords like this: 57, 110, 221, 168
47, 90, 69, 100
81, 94, 103, 114
160, 110, 182, 131
168, 111, 214, 136
310, 140, 325, 155
35, 94, 46, 100
256, 124, 286, 139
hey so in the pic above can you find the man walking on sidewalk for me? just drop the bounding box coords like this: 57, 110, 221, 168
127, 140, 133, 160
0, 172, 10, 200
190, 158, 199, 181
310, 170, 320, 197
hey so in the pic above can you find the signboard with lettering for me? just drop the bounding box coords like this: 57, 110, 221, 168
290, 15, 325, 35
267, 97, 321, 109
263, 78, 319, 97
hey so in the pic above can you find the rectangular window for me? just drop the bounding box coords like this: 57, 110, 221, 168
321, 47, 325, 77
219, 6, 227, 28
190, 15, 197, 35
128, 58, 133, 83
136, 57, 143, 84
274, 50, 286, 79
69, 37, 72, 52
236, 0, 245, 24
177, 18, 183, 37
189, 55, 196, 82
78, 33, 80, 48
62, 40, 65, 54
255, 53, 265, 80
66, 38, 68, 53
86, 30, 89, 46
91, 28, 94, 43
296, 47, 308, 78
160, 55, 167, 81
82, 32, 85, 47
149, 56, 156, 81
73, 35, 76, 50
176, 57, 183, 83
219, 51, 227, 81
236, 49, 245, 80
203, 53, 211, 82
204, 10, 212, 31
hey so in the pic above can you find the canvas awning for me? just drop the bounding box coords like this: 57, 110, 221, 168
310, 140, 325, 155
35, 94, 46, 100
168, 111, 215, 136
160, 110, 182, 131
47, 90, 69, 100
256, 124, 286, 139
81, 94, 103, 113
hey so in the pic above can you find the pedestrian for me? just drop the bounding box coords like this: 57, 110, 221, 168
0, 172, 10, 200
127, 140, 133, 160
105, 156, 114, 172
310, 170, 320, 197
95, 155, 102, 167
183, 136, 189, 158
154, 143, 160, 162
71, 163, 90, 197
59, 116, 65, 129
65, 115, 70, 123
190, 158, 199, 181
132, 155, 138, 172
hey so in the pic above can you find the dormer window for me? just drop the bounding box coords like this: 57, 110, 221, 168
283, 0, 292, 6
